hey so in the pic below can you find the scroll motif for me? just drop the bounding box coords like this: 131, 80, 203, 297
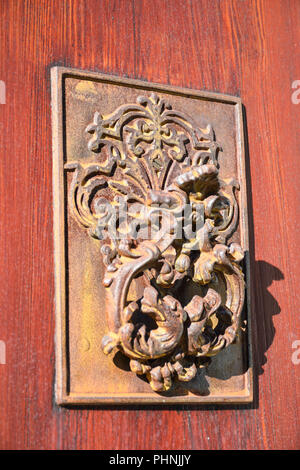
65, 92, 245, 392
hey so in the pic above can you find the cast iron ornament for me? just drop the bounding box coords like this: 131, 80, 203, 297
66, 92, 245, 393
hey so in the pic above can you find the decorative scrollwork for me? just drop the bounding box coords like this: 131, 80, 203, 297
65, 92, 245, 392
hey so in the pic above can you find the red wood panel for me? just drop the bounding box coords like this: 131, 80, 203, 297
0, 0, 299, 449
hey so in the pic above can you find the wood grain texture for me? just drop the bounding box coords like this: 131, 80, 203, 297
0, 0, 299, 449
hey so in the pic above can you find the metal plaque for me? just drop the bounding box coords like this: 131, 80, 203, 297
51, 67, 252, 405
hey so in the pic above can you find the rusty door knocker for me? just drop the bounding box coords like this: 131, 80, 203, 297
52, 67, 251, 404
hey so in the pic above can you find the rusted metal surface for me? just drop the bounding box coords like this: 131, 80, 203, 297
51, 67, 252, 404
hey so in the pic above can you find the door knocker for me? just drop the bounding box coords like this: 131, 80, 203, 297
52, 67, 252, 404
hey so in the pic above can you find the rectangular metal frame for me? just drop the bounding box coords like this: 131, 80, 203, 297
51, 66, 253, 405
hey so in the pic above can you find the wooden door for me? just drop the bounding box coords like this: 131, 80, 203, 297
0, 0, 299, 450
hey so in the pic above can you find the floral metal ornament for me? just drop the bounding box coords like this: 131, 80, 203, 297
65, 91, 245, 393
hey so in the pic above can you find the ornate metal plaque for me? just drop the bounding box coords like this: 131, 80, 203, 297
52, 67, 252, 404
